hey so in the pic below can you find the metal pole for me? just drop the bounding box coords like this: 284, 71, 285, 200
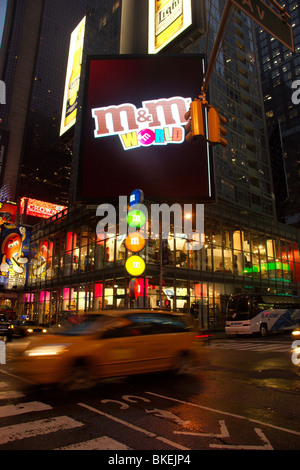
202, 0, 232, 94
120, 0, 148, 54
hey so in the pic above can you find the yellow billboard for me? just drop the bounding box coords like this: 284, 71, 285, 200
148, 0, 192, 54
60, 17, 86, 136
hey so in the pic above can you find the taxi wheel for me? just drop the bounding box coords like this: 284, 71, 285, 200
174, 351, 196, 375
61, 359, 95, 391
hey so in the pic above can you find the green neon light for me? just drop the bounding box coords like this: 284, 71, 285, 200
127, 210, 146, 229
243, 262, 290, 274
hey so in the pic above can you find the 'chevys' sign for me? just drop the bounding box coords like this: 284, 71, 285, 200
91, 96, 191, 150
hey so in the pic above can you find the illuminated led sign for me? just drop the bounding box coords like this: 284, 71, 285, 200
20, 198, 67, 219
60, 17, 86, 136
78, 55, 214, 203
148, 0, 192, 54
92, 96, 191, 150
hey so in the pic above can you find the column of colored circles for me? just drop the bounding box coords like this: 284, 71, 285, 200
125, 190, 146, 299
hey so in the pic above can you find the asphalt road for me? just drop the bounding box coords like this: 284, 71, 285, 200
0, 333, 299, 457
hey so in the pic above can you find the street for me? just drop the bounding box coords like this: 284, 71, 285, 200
0, 333, 299, 455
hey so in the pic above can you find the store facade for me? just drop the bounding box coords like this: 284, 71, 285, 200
20, 201, 300, 330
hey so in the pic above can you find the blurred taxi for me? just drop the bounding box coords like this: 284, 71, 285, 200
13, 310, 197, 389
13, 320, 47, 337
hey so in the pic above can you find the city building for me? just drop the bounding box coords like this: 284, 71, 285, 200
19, 0, 300, 330
0, 0, 87, 206
0, 0, 86, 310
255, 0, 300, 226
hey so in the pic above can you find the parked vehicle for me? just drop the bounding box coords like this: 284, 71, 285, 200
225, 294, 300, 337
13, 320, 47, 337
0, 314, 14, 342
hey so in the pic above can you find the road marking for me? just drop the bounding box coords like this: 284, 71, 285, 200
146, 392, 300, 437
0, 401, 53, 418
78, 402, 190, 450
206, 340, 291, 352
145, 408, 190, 426
210, 427, 273, 450
0, 390, 24, 400
0, 367, 33, 383
174, 420, 229, 438
57, 436, 131, 450
0, 416, 84, 445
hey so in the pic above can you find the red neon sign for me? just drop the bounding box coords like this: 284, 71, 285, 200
21, 198, 67, 219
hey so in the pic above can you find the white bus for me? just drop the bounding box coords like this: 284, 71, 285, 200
225, 294, 300, 337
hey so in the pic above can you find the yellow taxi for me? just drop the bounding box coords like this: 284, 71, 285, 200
13, 310, 197, 389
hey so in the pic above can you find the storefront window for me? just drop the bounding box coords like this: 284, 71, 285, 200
189, 246, 203, 270
105, 237, 115, 267
175, 237, 188, 267
94, 282, 103, 309
104, 279, 114, 308
116, 236, 126, 265
175, 280, 188, 312
165, 235, 175, 266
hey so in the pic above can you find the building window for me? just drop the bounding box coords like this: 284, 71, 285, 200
112, 0, 120, 13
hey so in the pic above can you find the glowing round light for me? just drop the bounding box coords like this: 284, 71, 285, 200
125, 255, 145, 276
125, 232, 145, 252
129, 189, 144, 208
127, 210, 146, 228
129, 278, 140, 298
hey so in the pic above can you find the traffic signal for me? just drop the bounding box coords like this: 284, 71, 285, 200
207, 106, 227, 147
184, 99, 205, 143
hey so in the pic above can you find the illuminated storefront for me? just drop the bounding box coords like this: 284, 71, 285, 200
21, 202, 300, 329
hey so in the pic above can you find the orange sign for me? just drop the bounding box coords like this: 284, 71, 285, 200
125, 232, 145, 253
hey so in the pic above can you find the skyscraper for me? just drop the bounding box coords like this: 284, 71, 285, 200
256, 0, 300, 226
0, 0, 87, 205
19, 0, 300, 326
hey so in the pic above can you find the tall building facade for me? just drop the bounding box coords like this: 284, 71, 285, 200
0, 0, 45, 201
0, 0, 87, 206
186, 3, 275, 218
21, 0, 300, 329
256, 0, 300, 225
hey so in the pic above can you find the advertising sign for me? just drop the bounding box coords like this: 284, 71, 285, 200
148, 0, 193, 53
78, 55, 214, 204
0, 224, 31, 290
60, 17, 86, 136
20, 197, 67, 219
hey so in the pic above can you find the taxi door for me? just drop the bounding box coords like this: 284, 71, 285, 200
95, 323, 147, 377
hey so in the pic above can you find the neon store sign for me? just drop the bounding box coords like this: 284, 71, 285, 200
91, 96, 192, 150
